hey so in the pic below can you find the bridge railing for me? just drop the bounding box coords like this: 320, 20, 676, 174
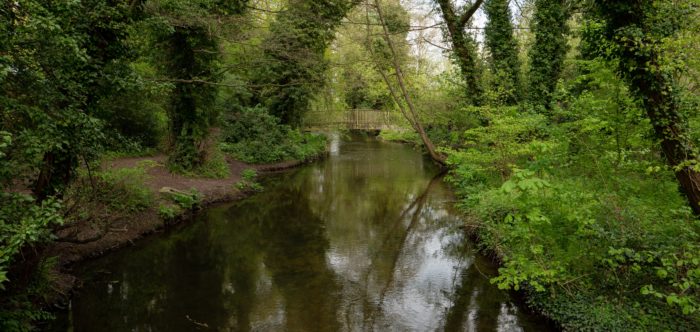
305, 109, 402, 130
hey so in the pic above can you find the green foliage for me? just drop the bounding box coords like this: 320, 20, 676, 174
0, 0, 148, 198
0, 0, 169, 199
166, 189, 203, 210
158, 204, 180, 220
241, 168, 257, 182
484, 0, 521, 105
0, 192, 61, 327
96, 70, 169, 153
235, 168, 263, 192
444, 57, 700, 329
590, 0, 700, 215
0, 194, 63, 290
66, 165, 155, 215
159, 25, 220, 171
142, 0, 251, 171
174, 148, 231, 179
379, 130, 420, 144
435, 0, 484, 105
527, 0, 569, 112
253, 0, 356, 126
0, 256, 57, 332
0, 131, 13, 186
220, 107, 327, 163
0, 3, 113, 325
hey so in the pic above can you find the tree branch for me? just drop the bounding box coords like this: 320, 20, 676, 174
459, 0, 484, 28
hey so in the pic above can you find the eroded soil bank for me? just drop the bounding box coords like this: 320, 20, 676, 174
46, 155, 315, 298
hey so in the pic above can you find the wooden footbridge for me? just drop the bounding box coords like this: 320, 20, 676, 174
304, 109, 399, 130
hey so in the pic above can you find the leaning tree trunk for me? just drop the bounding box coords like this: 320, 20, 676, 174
369, 0, 446, 165
636, 59, 700, 215
595, 0, 700, 215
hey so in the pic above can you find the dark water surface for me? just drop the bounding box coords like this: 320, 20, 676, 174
54, 134, 552, 331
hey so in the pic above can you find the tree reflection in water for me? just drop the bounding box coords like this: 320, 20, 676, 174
55, 134, 552, 332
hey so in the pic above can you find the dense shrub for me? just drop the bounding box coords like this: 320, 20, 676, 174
0, 195, 63, 290
443, 60, 700, 329
220, 107, 327, 163
0, 193, 63, 332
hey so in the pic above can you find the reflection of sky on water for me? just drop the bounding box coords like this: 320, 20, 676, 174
55, 134, 551, 332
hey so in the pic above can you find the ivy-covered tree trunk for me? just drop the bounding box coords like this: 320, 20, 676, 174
435, 0, 483, 105
593, 0, 700, 215
254, 0, 357, 126
484, 0, 520, 105
527, 0, 568, 112
163, 27, 220, 171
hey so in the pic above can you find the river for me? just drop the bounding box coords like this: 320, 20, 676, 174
51, 133, 552, 331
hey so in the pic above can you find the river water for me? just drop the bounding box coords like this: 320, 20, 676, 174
53, 133, 552, 331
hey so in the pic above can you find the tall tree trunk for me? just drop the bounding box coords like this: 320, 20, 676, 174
435, 0, 483, 105
253, 0, 357, 127
484, 0, 521, 105
527, 0, 568, 112
163, 26, 219, 170
635, 56, 700, 215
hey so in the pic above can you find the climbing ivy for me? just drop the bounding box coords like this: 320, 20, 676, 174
527, 0, 568, 112
484, 0, 521, 105
148, 0, 250, 171
253, 0, 357, 126
590, 0, 700, 216
435, 0, 484, 105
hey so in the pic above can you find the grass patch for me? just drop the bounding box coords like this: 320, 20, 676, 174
65, 163, 155, 215
378, 129, 419, 144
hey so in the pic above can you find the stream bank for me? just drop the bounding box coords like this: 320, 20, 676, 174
45, 153, 322, 303
47, 133, 553, 331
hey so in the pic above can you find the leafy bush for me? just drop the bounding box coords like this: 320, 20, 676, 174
158, 204, 179, 220
173, 147, 231, 179
241, 168, 257, 182
0, 194, 63, 290
443, 59, 700, 329
220, 107, 326, 163
0, 255, 58, 332
166, 189, 202, 210
235, 168, 263, 192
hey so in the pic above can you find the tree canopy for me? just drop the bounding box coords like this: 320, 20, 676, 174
2, 0, 700, 330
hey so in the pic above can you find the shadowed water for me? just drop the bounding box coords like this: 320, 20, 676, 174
53, 133, 553, 331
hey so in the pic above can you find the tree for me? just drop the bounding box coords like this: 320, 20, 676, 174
148, 0, 250, 171
527, 0, 568, 112
592, 0, 700, 215
253, 0, 357, 126
366, 0, 446, 165
1, 0, 140, 200
434, 0, 484, 105
1, 1, 141, 327
484, 0, 521, 105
